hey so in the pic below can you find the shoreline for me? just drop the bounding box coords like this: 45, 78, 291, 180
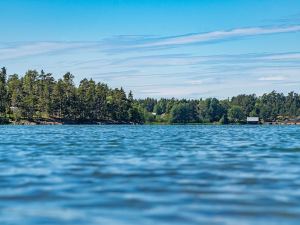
1, 120, 300, 126
0, 118, 139, 125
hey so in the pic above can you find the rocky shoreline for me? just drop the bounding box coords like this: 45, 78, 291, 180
6, 118, 138, 125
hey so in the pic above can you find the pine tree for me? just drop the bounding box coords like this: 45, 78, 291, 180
0, 67, 7, 119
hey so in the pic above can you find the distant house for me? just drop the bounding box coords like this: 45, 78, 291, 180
247, 117, 260, 124
10, 106, 19, 113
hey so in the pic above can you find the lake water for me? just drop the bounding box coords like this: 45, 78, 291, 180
1, 125, 300, 225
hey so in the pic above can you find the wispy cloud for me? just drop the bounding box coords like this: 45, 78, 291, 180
2, 25, 300, 62
258, 76, 287, 81
184, 78, 219, 85
1, 24, 300, 98
139, 87, 212, 98
0, 42, 97, 61
260, 53, 300, 60
121, 25, 300, 49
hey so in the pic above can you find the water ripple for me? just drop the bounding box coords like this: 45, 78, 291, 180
1, 125, 300, 225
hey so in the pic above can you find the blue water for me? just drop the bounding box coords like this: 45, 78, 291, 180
1, 125, 300, 225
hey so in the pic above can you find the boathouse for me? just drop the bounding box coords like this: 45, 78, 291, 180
247, 117, 260, 124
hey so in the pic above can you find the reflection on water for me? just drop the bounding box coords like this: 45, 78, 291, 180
1, 125, 300, 225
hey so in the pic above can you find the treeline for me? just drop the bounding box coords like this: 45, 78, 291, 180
138, 92, 300, 124
1, 67, 300, 124
0, 67, 144, 124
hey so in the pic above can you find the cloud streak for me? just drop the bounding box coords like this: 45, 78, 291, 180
1, 24, 300, 98
0, 42, 97, 61
258, 76, 287, 81
2, 25, 300, 61
133, 25, 300, 48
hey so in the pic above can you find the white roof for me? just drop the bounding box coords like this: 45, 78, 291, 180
247, 117, 259, 122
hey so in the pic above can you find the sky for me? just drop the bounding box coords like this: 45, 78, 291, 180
1, 0, 300, 99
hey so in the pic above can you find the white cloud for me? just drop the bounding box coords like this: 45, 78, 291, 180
0, 42, 96, 60
140, 87, 211, 98
1, 24, 300, 98
260, 53, 300, 60
184, 78, 217, 85
137, 25, 300, 48
258, 76, 287, 81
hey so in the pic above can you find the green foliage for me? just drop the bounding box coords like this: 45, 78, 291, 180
1, 67, 300, 125
153, 98, 168, 115
0, 117, 9, 124
170, 102, 197, 123
143, 110, 156, 123
0, 67, 8, 117
231, 94, 256, 116
0, 68, 144, 124
137, 98, 157, 112
107, 88, 130, 122
219, 114, 229, 124
197, 98, 225, 122
129, 104, 145, 124
137, 90, 300, 124
228, 106, 245, 123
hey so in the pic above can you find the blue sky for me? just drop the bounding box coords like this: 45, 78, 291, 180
1, 0, 300, 98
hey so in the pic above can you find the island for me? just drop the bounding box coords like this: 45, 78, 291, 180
0, 67, 300, 125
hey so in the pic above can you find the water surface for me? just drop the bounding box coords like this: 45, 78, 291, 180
1, 125, 300, 225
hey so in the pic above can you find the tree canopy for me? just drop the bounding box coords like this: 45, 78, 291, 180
1, 67, 300, 124
0, 68, 144, 124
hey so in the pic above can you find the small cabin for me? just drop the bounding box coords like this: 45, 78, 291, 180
247, 117, 259, 124
10, 106, 19, 113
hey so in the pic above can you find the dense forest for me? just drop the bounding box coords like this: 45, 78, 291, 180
0, 67, 144, 124
1, 67, 300, 124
